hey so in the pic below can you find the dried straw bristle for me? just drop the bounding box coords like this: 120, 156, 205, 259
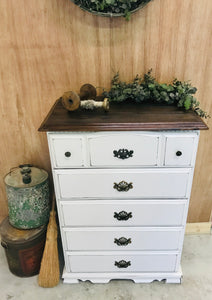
38, 211, 60, 288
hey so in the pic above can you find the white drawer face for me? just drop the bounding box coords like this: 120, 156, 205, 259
88, 133, 160, 167
63, 227, 182, 251
164, 135, 198, 166
55, 169, 191, 199
60, 200, 186, 227
67, 252, 177, 273
49, 135, 85, 168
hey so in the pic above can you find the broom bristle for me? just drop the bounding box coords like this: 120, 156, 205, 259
38, 210, 60, 288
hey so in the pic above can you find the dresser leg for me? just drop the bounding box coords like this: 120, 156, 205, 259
84, 279, 111, 284
63, 278, 112, 284
63, 278, 80, 284
166, 277, 182, 284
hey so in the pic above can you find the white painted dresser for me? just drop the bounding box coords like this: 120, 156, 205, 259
39, 101, 207, 283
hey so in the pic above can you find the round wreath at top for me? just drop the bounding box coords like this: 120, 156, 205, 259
72, 0, 153, 20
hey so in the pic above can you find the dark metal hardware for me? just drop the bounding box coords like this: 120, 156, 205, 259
22, 173, 31, 184
19, 164, 33, 169
1, 241, 8, 249
176, 151, 182, 157
20, 166, 32, 174
20, 165, 32, 184
113, 149, 134, 160
114, 211, 132, 221
65, 151, 71, 157
114, 237, 131, 246
113, 181, 133, 192
114, 260, 131, 268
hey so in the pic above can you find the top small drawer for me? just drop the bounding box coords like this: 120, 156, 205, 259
88, 133, 160, 167
48, 134, 85, 168
164, 133, 199, 167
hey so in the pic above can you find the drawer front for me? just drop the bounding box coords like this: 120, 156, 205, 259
48, 134, 85, 168
88, 133, 160, 167
55, 169, 191, 199
60, 200, 187, 227
164, 134, 198, 166
67, 252, 178, 273
63, 227, 183, 251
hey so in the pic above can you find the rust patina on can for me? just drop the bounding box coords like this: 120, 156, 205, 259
0, 217, 46, 277
4, 164, 50, 229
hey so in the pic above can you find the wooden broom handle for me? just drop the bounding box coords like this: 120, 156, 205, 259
51, 193, 56, 212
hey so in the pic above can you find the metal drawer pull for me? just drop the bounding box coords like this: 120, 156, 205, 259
113, 181, 133, 192
65, 151, 71, 157
114, 237, 131, 246
115, 260, 131, 268
176, 151, 182, 156
1, 241, 8, 249
114, 211, 132, 221
113, 149, 134, 160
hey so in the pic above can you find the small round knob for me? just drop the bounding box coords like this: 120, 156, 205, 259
65, 151, 71, 158
22, 173, 31, 184
20, 166, 31, 174
176, 151, 182, 157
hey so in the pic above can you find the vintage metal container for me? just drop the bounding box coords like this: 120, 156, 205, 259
0, 217, 46, 277
4, 164, 50, 229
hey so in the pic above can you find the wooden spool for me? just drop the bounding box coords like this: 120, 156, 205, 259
61, 91, 80, 111
80, 98, 109, 111
61, 83, 109, 112
61, 84, 97, 111
79, 84, 97, 100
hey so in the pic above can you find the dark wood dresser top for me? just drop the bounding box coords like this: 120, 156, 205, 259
38, 99, 208, 131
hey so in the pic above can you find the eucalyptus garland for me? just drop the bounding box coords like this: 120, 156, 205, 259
102, 71, 210, 118
74, 0, 151, 20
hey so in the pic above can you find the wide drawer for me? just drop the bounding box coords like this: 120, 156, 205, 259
88, 133, 160, 167
60, 200, 187, 227
55, 169, 192, 199
67, 251, 178, 273
63, 227, 183, 251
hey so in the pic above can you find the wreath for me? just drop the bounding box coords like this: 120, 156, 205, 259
71, 0, 152, 20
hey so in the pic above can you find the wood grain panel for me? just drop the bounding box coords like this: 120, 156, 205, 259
0, 0, 211, 222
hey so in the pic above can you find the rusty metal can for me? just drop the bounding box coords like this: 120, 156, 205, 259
0, 217, 46, 277
4, 164, 50, 229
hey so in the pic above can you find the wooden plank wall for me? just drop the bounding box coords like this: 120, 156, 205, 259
0, 0, 211, 222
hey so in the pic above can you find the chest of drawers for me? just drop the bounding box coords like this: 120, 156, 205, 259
39, 101, 207, 284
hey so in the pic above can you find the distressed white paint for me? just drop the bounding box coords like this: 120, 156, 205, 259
60, 199, 187, 227
67, 251, 178, 273
55, 168, 192, 199
164, 133, 199, 166
63, 227, 183, 251
88, 133, 160, 166
47, 130, 199, 284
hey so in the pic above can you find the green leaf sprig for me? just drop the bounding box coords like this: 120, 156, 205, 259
102, 70, 210, 118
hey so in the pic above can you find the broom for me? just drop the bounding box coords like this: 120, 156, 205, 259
38, 193, 60, 287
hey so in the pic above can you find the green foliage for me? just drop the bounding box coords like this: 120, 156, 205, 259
102, 70, 210, 118
74, 0, 151, 20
